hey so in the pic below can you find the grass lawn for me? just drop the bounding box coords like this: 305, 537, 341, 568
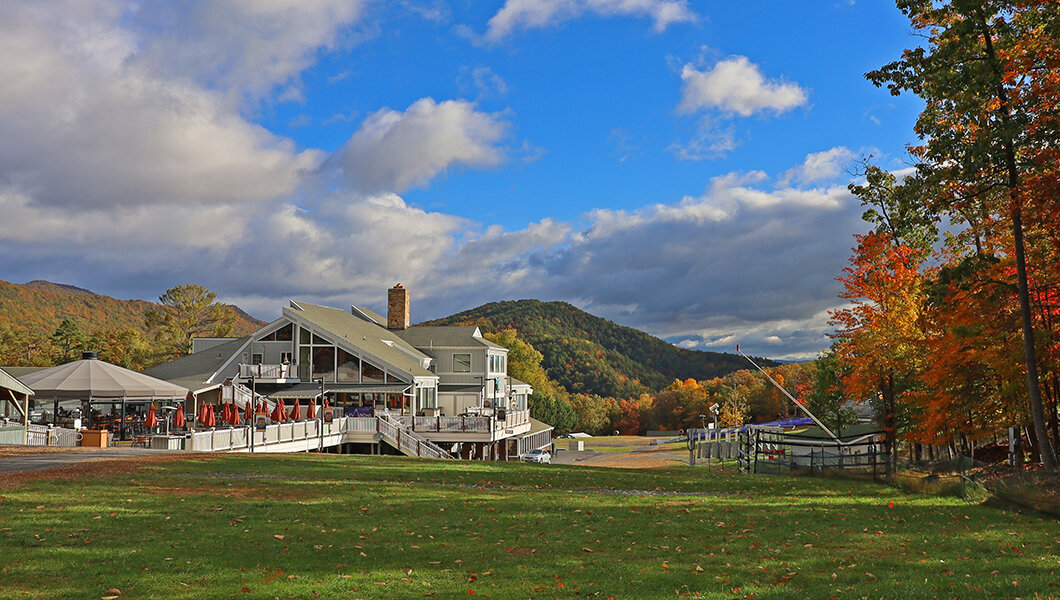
1, 455, 1057, 599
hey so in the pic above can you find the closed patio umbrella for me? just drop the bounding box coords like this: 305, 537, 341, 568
289, 399, 301, 421
270, 399, 286, 422
174, 404, 186, 428
144, 404, 159, 429
220, 403, 231, 425
307, 399, 317, 420
205, 404, 217, 428
244, 398, 254, 422
230, 402, 242, 425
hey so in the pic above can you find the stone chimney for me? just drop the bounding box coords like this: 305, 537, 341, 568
387, 284, 410, 330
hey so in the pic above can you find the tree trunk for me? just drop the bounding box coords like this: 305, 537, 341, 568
975, 8, 1058, 470
1025, 422, 1042, 463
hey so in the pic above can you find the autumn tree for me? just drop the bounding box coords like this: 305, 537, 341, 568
145, 284, 236, 359
869, 0, 1059, 467
484, 329, 564, 399
90, 328, 152, 371
831, 232, 928, 473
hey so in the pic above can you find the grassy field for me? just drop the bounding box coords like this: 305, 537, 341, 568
1, 455, 1057, 599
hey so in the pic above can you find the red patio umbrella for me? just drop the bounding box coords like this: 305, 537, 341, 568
230, 402, 242, 425
198, 400, 209, 425
244, 398, 254, 422
289, 399, 301, 421
307, 398, 317, 420
221, 403, 232, 425
174, 404, 186, 428
144, 404, 159, 429
270, 399, 286, 422
205, 404, 217, 428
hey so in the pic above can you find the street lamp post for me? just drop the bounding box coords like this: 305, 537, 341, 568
315, 377, 325, 452
249, 376, 256, 454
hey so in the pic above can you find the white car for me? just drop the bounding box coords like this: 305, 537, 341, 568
521, 449, 552, 464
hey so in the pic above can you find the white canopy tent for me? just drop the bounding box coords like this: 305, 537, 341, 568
19, 353, 188, 440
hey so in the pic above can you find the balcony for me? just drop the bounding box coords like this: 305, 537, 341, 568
238, 363, 298, 382
392, 409, 531, 438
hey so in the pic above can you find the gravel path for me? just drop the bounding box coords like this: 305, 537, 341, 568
0, 447, 167, 474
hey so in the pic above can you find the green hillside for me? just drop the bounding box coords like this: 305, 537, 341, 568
421, 299, 776, 398
0, 279, 264, 338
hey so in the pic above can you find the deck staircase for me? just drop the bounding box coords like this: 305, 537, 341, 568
377, 414, 452, 459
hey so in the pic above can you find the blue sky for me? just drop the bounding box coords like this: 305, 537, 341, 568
0, 1, 924, 360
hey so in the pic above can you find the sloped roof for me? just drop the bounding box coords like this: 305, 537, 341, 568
398, 325, 506, 351
351, 305, 386, 326
143, 336, 250, 389
19, 357, 189, 400
288, 302, 434, 379
0, 367, 33, 397
784, 423, 882, 441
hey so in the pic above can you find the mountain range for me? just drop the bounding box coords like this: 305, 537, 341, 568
0, 280, 264, 338
2, 281, 773, 398
421, 299, 775, 398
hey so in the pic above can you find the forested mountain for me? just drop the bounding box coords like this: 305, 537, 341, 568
421, 299, 776, 398
0, 279, 263, 338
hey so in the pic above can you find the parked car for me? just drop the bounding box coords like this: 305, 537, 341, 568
521, 448, 551, 464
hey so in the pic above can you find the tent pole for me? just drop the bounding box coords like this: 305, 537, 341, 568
120, 398, 126, 442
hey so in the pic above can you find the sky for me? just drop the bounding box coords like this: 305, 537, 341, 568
0, 0, 925, 361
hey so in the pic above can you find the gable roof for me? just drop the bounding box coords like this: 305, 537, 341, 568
0, 367, 34, 397
398, 325, 507, 351
143, 336, 251, 391
287, 302, 435, 379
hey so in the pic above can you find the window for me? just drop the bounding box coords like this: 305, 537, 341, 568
454, 353, 471, 373
311, 346, 335, 381
261, 323, 293, 341
337, 349, 360, 382
362, 361, 384, 383
280, 352, 293, 364
251, 353, 263, 365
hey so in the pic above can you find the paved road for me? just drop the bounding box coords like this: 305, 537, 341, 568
0, 448, 162, 474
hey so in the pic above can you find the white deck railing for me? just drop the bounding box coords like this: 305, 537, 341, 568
398, 409, 530, 434
187, 414, 451, 458
238, 363, 297, 379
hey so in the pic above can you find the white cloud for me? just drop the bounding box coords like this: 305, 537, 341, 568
678, 56, 807, 117
129, 0, 368, 100
779, 147, 856, 187
337, 98, 510, 193
483, 0, 695, 42
0, 1, 325, 210
0, 3, 861, 361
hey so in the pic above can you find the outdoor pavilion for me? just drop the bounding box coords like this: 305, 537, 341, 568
17, 352, 189, 440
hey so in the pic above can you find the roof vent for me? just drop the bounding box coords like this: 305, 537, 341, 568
82, 351, 98, 360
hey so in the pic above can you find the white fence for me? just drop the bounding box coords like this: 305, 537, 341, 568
0, 423, 80, 447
